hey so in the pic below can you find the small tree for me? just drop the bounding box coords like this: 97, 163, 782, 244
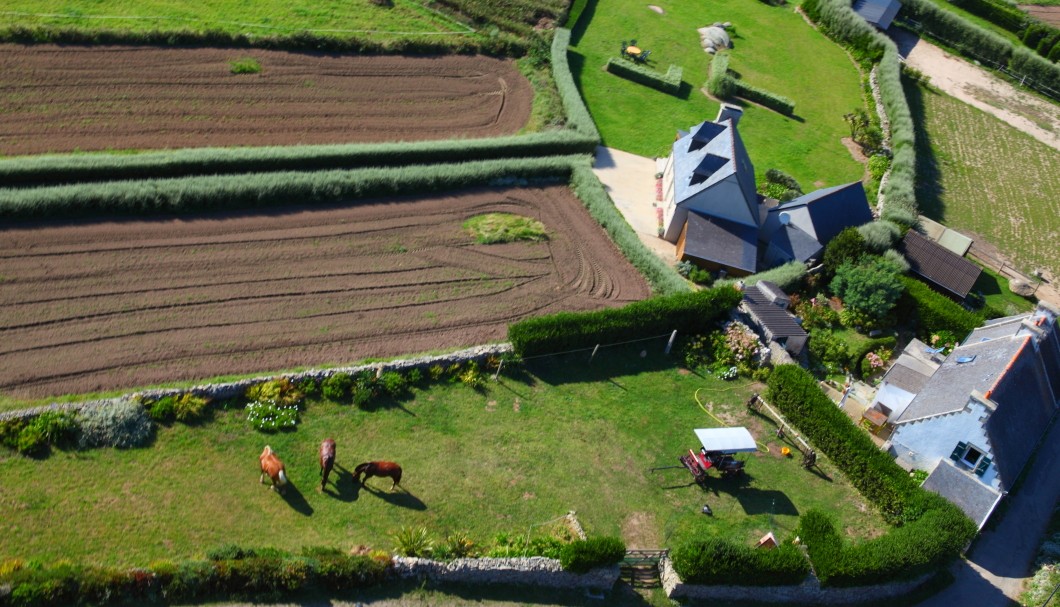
830, 257, 905, 329
822, 227, 868, 278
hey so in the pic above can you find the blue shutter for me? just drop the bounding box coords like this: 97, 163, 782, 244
974, 456, 992, 477
949, 442, 968, 462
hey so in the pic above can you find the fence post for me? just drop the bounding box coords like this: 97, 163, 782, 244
493, 359, 503, 381
664, 330, 678, 355
589, 344, 600, 364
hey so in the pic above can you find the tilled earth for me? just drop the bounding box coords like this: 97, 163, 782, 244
0, 45, 532, 155
0, 186, 650, 398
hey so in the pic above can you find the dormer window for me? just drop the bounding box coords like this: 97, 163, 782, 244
949, 441, 992, 477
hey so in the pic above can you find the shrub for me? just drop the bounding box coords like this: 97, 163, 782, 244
760, 168, 804, 201
297, 378, 321, 399
229, 57, 261, 74
245, 399, 299, 432
77, 400, 153, 449
831, 256, 904, 327
393, 526, 434, 557
559, 537, 626, 573
794, 294, 841, 330
857, 220, 901, 252
15, 411, 77, 455
245, 378, 303, 408
508, 287, 740, 356
605, 57, 684, 95
823, 227, 868, 278
848, 335, 898, 378
378, 371, 408, 397
321, 372, 353, 402
881, 248, 910, 273
670, 537, 809, 585
706, 52, 736, 98
730, 79, 795, 115
809, 330, 851, 372
313, 553, 389, 590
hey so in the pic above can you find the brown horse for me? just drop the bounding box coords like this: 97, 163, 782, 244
353, 461, 402, 491
259, 446, 288, 494
319, 438, 336, 491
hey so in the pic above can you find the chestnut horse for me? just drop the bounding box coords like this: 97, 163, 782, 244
259, 446, 288, 494
353, 461, 402, 491
319, 438, 336, 491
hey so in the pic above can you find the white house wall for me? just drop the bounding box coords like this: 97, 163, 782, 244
875, 383, 916, 424
889, 402, 1000, 489
678, 176, 756, 227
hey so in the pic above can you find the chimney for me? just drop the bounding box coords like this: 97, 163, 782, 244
716, 103, 743, 127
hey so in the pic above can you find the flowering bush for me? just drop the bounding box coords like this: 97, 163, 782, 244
246, 399, 299, 432
794, 294, 841, 330
724, 322, 762, 375
720, 366, 739, 381
930, 331, 959, 356
860, 348, 890, 379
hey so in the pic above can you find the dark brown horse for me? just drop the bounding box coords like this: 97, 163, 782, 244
259, 446, 288, 494
319, 438, 336, 491
353, 461, 402, 491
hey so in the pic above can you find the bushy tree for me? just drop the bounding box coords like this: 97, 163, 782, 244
831, 257, 905, 328
822, 227, 868, 278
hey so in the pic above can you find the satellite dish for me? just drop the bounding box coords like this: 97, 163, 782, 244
779, 212, 791, 225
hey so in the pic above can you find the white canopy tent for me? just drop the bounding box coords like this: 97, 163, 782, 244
694, 427, 757, 453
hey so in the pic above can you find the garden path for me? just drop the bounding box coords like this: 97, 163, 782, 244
592, 146, 676, 263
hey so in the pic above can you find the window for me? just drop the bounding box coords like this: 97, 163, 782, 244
962, 446, 982, 467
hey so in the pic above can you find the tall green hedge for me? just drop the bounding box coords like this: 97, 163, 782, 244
670, 537, 809, 586
559, 537, 626, 572
0, 156, 583, 220
766, 366, 977, 587
507, 286, 741, 356
706, 52, 794, 115
897, 277, 983, 340
552, 28, 601, 141
605, 57, 684, 95
730, 80, 796, 116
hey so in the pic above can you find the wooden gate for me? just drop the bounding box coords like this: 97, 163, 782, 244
620, 549, 668, 587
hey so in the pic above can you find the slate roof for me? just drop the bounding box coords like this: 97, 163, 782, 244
900, 230, 983, 298
682, 211, 758, 274
922, 459, 1001, 530
853, 0, 902, 29
769, 182, 872, 243
883, 356, 934, 394
896, 336, 1028, 423
744, 285, 808, 340
768, 224, 824, 264
671, 108, 758, 225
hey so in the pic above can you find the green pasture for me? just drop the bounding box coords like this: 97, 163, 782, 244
568, 0, 865, 188
0, 345, 882, 568
0, 0, 472, 37
908, 81, 1060, 279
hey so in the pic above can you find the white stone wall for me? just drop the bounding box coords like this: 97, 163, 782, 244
391, 556, 619, 590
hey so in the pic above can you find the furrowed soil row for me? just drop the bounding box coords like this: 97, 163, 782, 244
0, 46, 533, 155
0, 186, 650, 398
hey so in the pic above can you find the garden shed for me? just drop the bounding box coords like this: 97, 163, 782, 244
898, 230, 982, 299
741, 282, 807, 355
853, 0, 902, 30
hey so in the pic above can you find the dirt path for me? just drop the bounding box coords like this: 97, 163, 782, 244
890, 29, 1060, 152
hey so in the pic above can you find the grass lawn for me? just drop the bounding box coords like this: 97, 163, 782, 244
971, 264, 1038, 316
908, 81, 1060, 279
0, 345, 883, 567
568, 0, 865, 188
0, 0, 473, 37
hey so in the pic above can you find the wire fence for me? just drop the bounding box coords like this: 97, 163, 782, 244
899, 19, 1060, 102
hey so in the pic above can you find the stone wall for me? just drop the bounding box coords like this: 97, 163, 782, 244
659, 555, 933, 604
0, 344, 512, 422
392, 556, 619, 591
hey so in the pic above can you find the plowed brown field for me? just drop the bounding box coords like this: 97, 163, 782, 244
0, 186, 650, 399
0, 45, 532, 155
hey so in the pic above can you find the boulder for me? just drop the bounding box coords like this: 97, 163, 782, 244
1009, 278, 1036, 297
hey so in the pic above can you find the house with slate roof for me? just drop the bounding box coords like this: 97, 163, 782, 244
885, 302, 1060, 529
662, 105, 761, 276
869, 337, 941, 424
661, 107, 874, 276
740, 281, 808, 356
760, 181, 874, 268
853, 0, 902, 30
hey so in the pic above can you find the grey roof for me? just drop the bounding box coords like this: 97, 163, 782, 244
922, 459, 1001, 529
671, 110, 757, 224
966, 315, 1026, 343
882, 357, 934, 394
744, 285, 808, 339
682, 211, 758, 274
896, 336, 1028, 423
853, 0, 902, 29
900, 230, 982, 298
768, 223, 823, 264
767, 181, 872, 245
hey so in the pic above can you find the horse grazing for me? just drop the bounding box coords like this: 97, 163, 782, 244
259, 446, 288, 494
353, 461, 402, 491
319, 438, 336, 491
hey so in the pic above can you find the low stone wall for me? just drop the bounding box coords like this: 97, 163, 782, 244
659, 555, 933, 604
392, 556, 619, 590
0, 344, 511, 422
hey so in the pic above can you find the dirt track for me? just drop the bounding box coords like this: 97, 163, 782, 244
0, 46, 532, 155
0, 187, 650, 399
